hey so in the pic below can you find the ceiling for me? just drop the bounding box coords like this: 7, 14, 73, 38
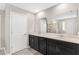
10, 3, 58, 14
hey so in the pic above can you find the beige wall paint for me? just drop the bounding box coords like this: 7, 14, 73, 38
35, 3, 79, 34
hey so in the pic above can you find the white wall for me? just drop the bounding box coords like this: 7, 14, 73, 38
27, 13, 35, 34
0, 4, 5, 10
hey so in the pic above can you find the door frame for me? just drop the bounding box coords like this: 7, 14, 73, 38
0, 10, 5, 48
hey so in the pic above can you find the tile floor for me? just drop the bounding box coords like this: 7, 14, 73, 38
12, 48, 42, 55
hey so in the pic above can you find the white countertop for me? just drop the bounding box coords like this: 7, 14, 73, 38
29, 33, 79, 44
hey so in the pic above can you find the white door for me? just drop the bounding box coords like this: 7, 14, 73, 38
10, 11, 28, 53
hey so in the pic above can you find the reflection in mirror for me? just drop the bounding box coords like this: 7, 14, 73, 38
40, 17, 47, 33
47, 10, 78, 35
48, 20, 58, 33
58, 20, 66, 33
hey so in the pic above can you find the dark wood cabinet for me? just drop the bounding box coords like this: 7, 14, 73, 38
29, 35, 39, 51
47, 39, 57, 55
33, 36, 39, 51
29, 35, 34, 48
38, 37, 47, 55
29, 35, 47, 54
47, 39, 77, 55
29, 35, 79, 55
47, 39, 63, 55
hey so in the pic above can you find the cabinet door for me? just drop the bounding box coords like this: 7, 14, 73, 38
47, 39, 76, 55
29, 35, 34, 48
55, 45, 63, 55
55, 40, 77, 55
47, 39, 57, 55
39, 37, 47, 55
47, 42, 73, 55
33, 36, 39, 51
47, 39, 64, 55
57, 44, 76, 55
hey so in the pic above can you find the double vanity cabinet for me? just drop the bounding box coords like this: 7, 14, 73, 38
29, 35, 79, 55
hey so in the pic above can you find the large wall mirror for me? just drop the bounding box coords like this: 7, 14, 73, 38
40, 9, 79, 35
47, 10, 78, 35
